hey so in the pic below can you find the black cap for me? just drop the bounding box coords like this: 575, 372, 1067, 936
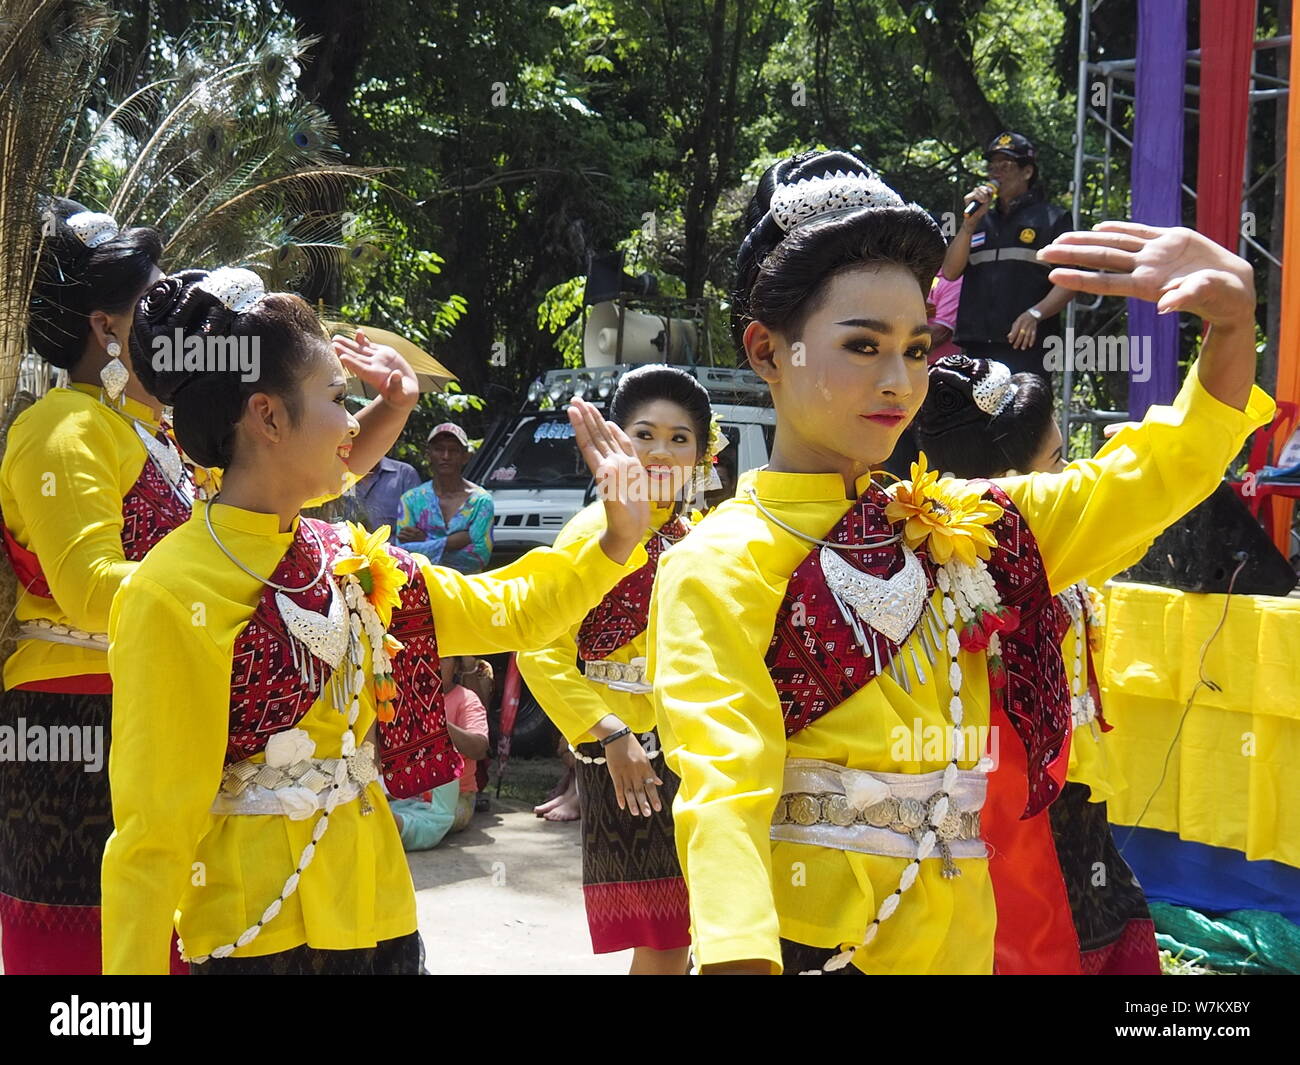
984, 131, 1036, 163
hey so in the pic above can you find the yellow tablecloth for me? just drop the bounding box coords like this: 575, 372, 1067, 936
1098, 581, 1300, 870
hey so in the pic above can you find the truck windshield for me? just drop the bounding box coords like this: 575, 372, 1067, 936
481, 414, 592, 488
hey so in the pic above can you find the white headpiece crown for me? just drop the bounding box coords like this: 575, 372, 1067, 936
64, 211, 119, 249
769, 169, 905, 233
197, 267, 267, 315
972, 360, 1017, 417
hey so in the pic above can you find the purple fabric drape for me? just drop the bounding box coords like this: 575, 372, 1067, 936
1126, 0, 1186, 415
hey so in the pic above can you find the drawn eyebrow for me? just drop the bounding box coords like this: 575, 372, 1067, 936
836, 317, 932, 337
634, 420, 692, 432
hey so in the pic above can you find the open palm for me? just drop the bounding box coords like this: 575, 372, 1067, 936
331, 328, 419, 410
1039, 222, 1255, 327
567, 397, 651, 545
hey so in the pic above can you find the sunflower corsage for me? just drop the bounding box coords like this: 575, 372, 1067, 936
883, 454, 1001, 567
332, 523, 408, 721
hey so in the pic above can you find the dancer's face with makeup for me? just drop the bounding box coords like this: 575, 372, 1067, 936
236, 347, 361, 504
619, 398, 700, 503
746, 263, 931, 484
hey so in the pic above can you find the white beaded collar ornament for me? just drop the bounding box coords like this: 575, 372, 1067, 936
972, 360, 1018, 417
64, 210, 119, 249
769, 169, 906, 233
196, 266, 268, 315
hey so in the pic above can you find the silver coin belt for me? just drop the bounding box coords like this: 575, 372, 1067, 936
769, 760, 988, 866
772, 791, 980, 843
212, 742, 379, 816
583, 658, 647, 687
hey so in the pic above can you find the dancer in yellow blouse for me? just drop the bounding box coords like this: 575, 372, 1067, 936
0, 201, 426, 975
519, 365, 721, 974
646, 150, 1272, 974
102, 268, 651, 974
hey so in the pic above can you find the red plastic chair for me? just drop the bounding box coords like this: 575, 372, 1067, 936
1229, 400, 1300, 547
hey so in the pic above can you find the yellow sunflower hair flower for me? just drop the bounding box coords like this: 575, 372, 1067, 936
884, 454, 1002, 567
331, 522, 409, 628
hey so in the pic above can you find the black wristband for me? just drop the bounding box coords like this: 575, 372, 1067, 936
598, 726, 633, 748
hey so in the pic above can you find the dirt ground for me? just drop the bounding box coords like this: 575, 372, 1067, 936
411, 795, 627, 975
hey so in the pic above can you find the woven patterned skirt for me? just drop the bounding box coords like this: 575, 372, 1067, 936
0, 688, 113, 974
190, 931, 424, 975
575, 730, 691, 954
1048, 781, 1161, 974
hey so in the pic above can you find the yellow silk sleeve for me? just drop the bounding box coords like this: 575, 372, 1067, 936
998, 362, 1274, 594
647, 529, 788, 972
515, 504, 624, 743
4, 400, 136, 633
102, 572, 231, 975
420, 531, 647, 659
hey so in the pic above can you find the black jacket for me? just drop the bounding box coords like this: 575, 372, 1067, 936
954, 187, 1072, 350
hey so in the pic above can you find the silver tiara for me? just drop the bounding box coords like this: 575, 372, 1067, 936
65, 211, 119, 249
769, 170, 905, 233
196, 267, 266, 315
972, 360, 1017, 417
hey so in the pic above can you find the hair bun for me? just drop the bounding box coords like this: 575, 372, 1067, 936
138, 275, 187, 324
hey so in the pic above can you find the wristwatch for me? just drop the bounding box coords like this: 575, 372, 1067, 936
1026, 307, 1043, 321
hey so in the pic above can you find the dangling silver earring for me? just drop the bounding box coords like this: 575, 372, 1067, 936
101, 338, 128, 404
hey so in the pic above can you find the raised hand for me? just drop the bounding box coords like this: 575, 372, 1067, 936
1038, 223, 1255, 328
332, 328, 419, 411
568, 396, 651, 563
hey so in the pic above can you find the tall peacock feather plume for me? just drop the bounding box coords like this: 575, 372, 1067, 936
0, 0, 118, 409
63, 23, 391, 296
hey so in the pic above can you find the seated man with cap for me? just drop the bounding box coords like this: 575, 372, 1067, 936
396, 421, 494, 574
941, 131, 1075, 380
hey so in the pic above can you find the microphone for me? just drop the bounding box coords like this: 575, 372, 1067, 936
964, 177, 999, 218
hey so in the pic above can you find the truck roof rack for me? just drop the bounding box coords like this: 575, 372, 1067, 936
527, 364, 767, 407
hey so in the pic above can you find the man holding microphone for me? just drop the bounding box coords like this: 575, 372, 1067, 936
941, 131, 1074, 380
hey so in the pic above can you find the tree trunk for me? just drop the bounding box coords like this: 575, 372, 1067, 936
280, 0, 374, 306
900, 0, 1004, 145
681, 0, 731, 299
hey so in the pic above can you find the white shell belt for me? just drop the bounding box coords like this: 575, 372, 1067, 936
17, 619, 109, 650
211, 741, 378, 818
769, 759, 988, 862
582, 656, 652, 694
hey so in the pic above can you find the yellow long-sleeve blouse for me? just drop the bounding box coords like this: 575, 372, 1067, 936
0, 385, 165, 688
517, 501, 681, 743
646, 364, 1272, 973
102, 502, 646, 974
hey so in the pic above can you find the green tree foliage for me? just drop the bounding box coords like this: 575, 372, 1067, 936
103, 0, 1287, 431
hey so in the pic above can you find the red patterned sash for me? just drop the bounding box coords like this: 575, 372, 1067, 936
764, 480, 1070, 816
121, 452, 193, 560
226, 518, 458, 797
576, 515, 689, 660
